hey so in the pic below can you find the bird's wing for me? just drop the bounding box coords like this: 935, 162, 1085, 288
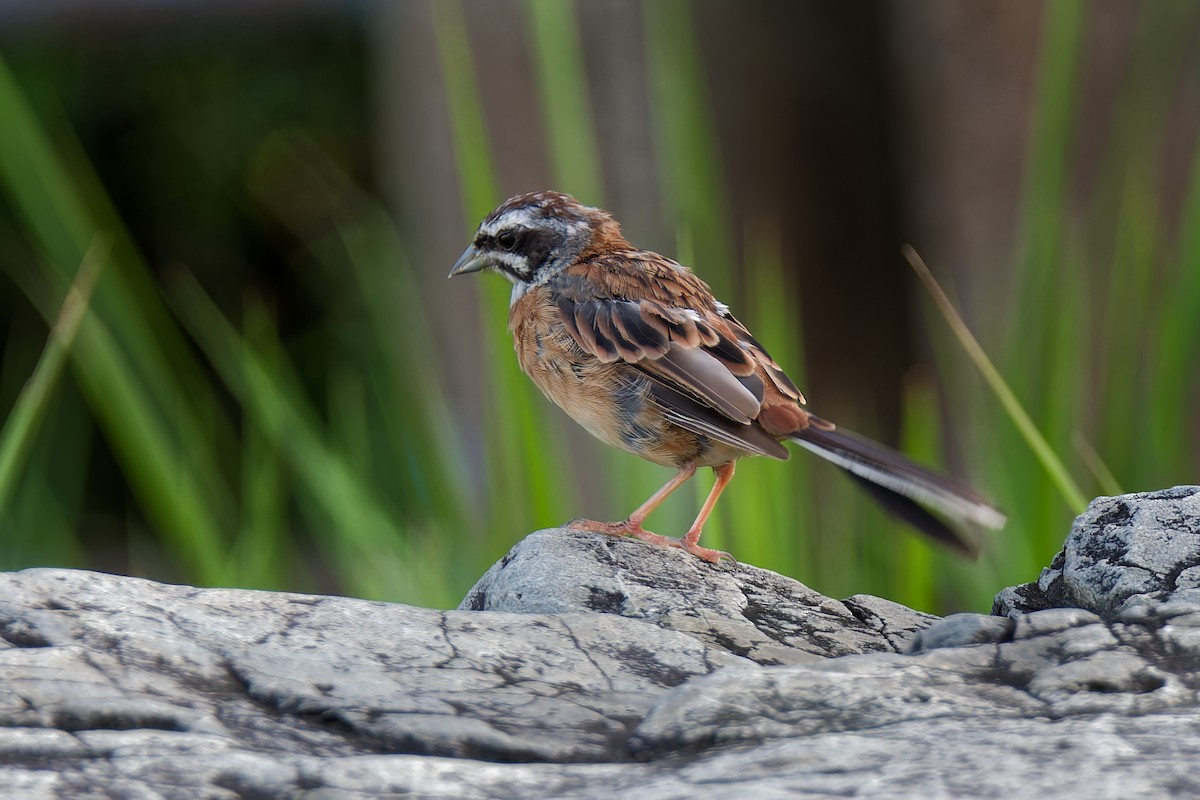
550, 252, 811, 458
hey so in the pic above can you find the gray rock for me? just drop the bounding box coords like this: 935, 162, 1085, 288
461, 527, 938, 662
0, 567, 748, 796
631, 601, 1198, 756
907, 611, 1015, 651
3, 487, 1200, 798
994, 485, 1200, 618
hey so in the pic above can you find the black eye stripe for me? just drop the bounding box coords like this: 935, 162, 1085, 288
478, 229, 524, 250
477, 226, 557, 280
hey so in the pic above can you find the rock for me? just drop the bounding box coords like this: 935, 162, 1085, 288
2, 487, 1200, 798
460, 528, 938, 663
0, 568, 748, 797
633, 581, 1198, 756
907, 611, 1015, 651
994, 485, 1200, 618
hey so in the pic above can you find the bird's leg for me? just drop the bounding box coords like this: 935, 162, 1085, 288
567, 463, 698, 546
679, 462, 736, 563
569, 462, 735, 564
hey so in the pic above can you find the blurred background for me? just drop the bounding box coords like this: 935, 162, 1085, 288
0, 0, 1196, 612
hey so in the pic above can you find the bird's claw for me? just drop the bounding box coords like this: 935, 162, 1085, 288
682, 542, 735, 565
565, 518, 732, 565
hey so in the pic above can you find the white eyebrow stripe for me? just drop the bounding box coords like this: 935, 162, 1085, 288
480, 207, 538, 237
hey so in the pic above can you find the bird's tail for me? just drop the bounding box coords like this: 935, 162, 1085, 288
789, 420, 1005, 556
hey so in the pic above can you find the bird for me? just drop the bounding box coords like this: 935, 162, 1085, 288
449, 191, 1005, 563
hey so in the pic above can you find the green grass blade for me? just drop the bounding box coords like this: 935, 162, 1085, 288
0, 360, 91, 571
0, 53, 237, 581
0, 56, 237, 515
248, 133, 473, 529
166, 269, 437, 602
431, 0, 500, 218
231, 297, 289, 590
9, 270, 228, 580
642, 0, 731, 295
0, 233, 109, 511
526, 0, 603, 202
1072, 432, 1124, 498
1008, 0, 1083, 409
893, 371, 939, 612
734, 217, 815, 576
904, 245, 1087, 514
434, 0, 579, 539
1150, 132, 1200, 481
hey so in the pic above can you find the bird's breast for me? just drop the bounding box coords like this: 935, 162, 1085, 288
508, 290, 710, 467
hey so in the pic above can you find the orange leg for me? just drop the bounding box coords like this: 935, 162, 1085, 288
568, 462, 735, 564
626, 462, 699, 526
568, 463, 696, 540
680, 462, 735, 563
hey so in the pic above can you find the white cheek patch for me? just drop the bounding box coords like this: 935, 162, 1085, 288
490, 250, 529, 274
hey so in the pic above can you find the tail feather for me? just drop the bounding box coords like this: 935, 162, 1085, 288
845, 474, 978, 556
789, 423, 1005, 555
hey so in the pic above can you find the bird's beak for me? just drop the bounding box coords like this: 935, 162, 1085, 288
448, 243, 488, 278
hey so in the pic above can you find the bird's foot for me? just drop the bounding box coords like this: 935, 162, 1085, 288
681, 540, 735, 565
566, 518, 734, 564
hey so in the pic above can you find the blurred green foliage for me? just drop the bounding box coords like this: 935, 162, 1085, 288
0, 2, 1196, 613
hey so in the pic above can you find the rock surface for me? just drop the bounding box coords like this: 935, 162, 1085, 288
461, 528, 937, 663
1, 486, 1198, 798
994, 485, 1200, 617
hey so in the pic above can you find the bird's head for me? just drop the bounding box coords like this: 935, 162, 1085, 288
448, 191, 621, 297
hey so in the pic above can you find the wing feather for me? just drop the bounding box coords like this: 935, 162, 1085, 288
647, 383, 789, 460
550, 253, 811, 442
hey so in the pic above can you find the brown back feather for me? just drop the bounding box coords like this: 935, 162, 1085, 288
552, 251, 818, 449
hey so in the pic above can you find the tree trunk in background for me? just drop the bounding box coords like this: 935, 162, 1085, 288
692, 1, 912, 439
885, 0, 1039, 325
